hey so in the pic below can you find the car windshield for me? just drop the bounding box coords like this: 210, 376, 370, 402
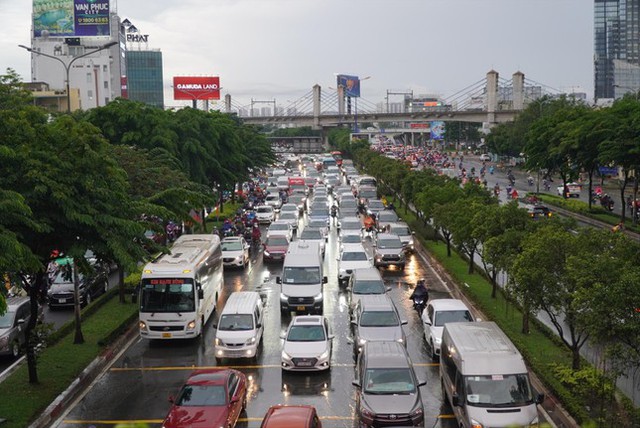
360, 310, 399, 327
176, 384, 226, 406
266, 236, 289, 247
353, 280, 386, 294
341, 235, 361, 244
308, 221, 326, 229
364, 368, 416, 394
140, 280, 195, 313
218, 314, 254, 331
287, 325, 326, 342
300, 229, 322, 240
282, 267, 322, 284
269, 224, 288, 231
0, 311, 15, 329
341, 251, 368, 261
464, 374, 534, 407
342, 221, 361, 230
257, 207, 272, 213
359, 190, 377, 199
369, 201, 385, 210
435, 310, 473, 326
377, 238, 403, 249
280, 213, 296, 220
221, 242, 243, 251
390, 226, 410, 236
52, 265, 84, 284
282, 206, 296, 212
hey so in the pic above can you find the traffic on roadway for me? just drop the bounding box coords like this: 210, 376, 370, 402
50, 151, 549, 428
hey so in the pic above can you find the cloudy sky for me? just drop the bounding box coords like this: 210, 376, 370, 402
1, 0, 593, 109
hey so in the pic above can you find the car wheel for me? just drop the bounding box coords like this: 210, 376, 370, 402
215, 357, 223, 365
11, 340, 20, 358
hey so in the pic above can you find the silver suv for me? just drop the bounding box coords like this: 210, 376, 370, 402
352, 341, 426, 427
373, 233, 406, 268
350, 294, 407, 355
0, 296, 43, 358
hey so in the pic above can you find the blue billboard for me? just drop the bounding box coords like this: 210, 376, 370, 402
34, 0, 110, 37
430, 121, 445, 140
337, 75, 360, 98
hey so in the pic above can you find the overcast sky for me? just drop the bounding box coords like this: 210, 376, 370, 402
1, 0, 593, 109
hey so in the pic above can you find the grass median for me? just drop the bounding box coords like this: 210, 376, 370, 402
0, 294, 138, 428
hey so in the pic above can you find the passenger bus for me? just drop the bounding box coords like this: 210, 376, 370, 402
138, 234, 223, 339
288, 177, 307, 195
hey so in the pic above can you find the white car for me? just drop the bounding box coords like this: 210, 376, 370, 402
337, 243, 373, 286
281, 315, 334, 371
479, 154, 491, 161
220, 236, 250, 268
265, 194, 282, 211
280, 203, 299, 219
255, 205, 275, 224
266, 220, 293, 242
421, 299, 475, 359
306, 218, 328, 240
278, 211, 299, 232
298, 227, 326, 257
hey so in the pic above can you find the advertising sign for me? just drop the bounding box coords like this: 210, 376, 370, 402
33, 0, 110, 37
173, 76, 220, 100
410, 123, 430, 129
337, 75, 360, 98
430, 121, 446, 140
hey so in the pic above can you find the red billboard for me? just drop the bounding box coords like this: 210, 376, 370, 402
173, 76, 220, 100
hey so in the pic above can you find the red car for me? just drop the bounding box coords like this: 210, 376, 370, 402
263, 235, 290, 262
162, 369, 247, 428
260, 404, 322, 428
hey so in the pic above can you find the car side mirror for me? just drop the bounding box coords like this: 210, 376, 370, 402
452, 392, 461, 407
424, 319, 432, 326
212, 323, 218, 329
536, 393, 545, 404
351, 380, 361, 388
411, 231, 416, 235
323, 276, 328, 284
17, 318, 25, 325
279, 333, 286, 339
385, 287, 392, 292
256, 323, 262, 329
417, 380, 427, 387
476, 317, 482, 322
198, 289, 204, 299
230, 397, 239, 404
401, 320, 408, 325
276, 277, 282, 284
168, 395, 175, 404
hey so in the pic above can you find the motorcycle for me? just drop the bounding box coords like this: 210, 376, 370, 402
412, 295, 427, 315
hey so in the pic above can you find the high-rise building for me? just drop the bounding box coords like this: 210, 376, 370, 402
594, 0, 640, 100
29, 8, 122, 111
125, 50, 164, 109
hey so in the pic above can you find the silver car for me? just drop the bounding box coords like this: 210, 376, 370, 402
351, 294, 407, 355
281, 315, 334, 371
0, 296, 43, 358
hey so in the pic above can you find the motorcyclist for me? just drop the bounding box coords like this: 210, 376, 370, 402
410, 279, 429, 302
251, 224, 262, 243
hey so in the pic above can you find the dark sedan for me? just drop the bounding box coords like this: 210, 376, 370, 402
47, 260, 109, 309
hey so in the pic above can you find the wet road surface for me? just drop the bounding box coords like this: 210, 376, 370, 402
55, 192, 542, 427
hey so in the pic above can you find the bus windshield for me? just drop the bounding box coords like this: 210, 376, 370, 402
140, 278, 195, 313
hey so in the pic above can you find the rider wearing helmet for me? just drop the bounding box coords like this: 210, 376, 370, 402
410, 279, 429, 301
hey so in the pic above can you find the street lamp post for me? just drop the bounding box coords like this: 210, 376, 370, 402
19, 41, 117, 113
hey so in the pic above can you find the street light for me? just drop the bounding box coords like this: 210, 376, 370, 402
19, 40, 118, 113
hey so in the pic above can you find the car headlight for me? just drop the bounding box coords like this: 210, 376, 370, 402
186, 320, 196, 330
527, 416, 539, 427
215, 338, 221, 346
138, 321, 147, 330
397, 337, 404, 344
245, 337, 256, 345
470, 419, 483, 428
263, 250, 271, 256
318, 349, 330, 360
361, 406, 375, 419
358, 338, 367, 345
410, 406, 423, 418
280, 293, 287, 302
314, 292, 323, 301
281, 350, 292, 360
0, 336, 8, 349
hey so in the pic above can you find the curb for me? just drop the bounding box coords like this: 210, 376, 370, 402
28, 322, 139, 428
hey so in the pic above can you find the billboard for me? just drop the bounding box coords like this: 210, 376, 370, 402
430, 121, 446, 140
33, 0, 110, 37
337, 75, 360, 98
173, 76, 221, 100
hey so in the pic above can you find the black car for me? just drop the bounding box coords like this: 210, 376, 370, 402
527, 204, 552, 220
47, 260, 109, 309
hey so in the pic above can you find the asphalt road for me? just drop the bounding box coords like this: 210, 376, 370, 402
51, 194, 549, 428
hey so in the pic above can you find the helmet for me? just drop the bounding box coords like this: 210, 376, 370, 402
416, 278, 426, 287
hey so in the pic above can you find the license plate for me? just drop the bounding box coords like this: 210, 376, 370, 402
297, 361, 312, 367
58, 299, 67, 303
162, 332, 172, 338
296, 306, 306, 311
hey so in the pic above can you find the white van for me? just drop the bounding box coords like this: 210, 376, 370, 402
440, 321, 543, 428
213, 291, 264, 362
277, 241, 327, 315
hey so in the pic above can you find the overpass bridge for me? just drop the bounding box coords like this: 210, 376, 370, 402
221, 70, 562, 130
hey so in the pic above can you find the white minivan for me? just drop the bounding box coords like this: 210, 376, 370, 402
214, 291, 264, 362
277, 241, 327, 315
